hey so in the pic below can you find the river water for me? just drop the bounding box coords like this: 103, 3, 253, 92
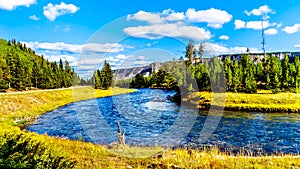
27, 89, 300, 155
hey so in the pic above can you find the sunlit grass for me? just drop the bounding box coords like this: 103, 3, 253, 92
1, 87, 300, 168
188, 90, 300, 112
151, 148, 300, 169
0, 86, 136, 125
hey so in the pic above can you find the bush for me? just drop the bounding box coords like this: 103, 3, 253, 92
0, 126, 76, 169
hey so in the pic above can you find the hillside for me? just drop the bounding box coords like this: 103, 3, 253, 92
0, 38, 79, 91
113, 62, 165, 80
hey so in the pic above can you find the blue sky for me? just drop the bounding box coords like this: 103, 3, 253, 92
1, 0, 300, 78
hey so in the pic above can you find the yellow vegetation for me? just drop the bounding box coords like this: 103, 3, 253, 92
188, 90, 300, 112
1, 87, 300, 168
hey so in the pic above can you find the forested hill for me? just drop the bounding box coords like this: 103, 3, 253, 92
0, 38, 80, 92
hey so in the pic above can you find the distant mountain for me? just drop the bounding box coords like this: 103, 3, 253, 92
113, 62, 165, 80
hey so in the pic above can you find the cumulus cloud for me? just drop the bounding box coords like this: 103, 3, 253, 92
234, 20, 277, 30
282, 24, 300, 34
186, 8, 232, 28
0, 0, 36, 10
234, 20, 246, 29
120, 55, 152, 68
46, 55, 77, 66
29, 15, 40, 20
83, 43, 126, 53
24, 41, 126, 54
127, 8, 232, 29
164, 11, 185, 21
25, 41, 82, 53
265, 28, 278, 35
219, 35, 229, 40
127, 10, 164, 24
124, 23, 211, 40
43, 2, 79, 21
245, 5, 274, 19
195, 43, 260, 56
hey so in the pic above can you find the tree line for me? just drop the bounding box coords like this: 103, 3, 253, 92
187, 40, 300, 93
129, 69, 178, 90
116, 40, 300, 94
0, 39, 82, 91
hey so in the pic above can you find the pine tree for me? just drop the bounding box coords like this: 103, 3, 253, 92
294, 56, 300, 91
224, 56, 233, 91
101, 60, 113, 89
130, 74, 146, 88
58, 59, 65, 88
231, 60, 241, 92
281, 54, 290, 89
269, 56, 282, 93
94, 69, 101, 89
13, 54, 26, 90
0, 55, 9, 91
288, 63, 296, 90
198, 42, 204, 63
64, 60, 72, 87
255, 62, 264, 88
93, 60, 113, 89
185, 40, 195, 66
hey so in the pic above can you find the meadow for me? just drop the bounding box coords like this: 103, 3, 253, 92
187, 90, 300, 113
0, 87, 300, 168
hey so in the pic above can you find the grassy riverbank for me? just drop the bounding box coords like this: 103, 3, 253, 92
187, 90, 300, 113
0, 87, 136, 126
1, 87, 300, 168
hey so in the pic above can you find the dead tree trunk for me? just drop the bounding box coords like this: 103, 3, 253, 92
117, 122, 125, 145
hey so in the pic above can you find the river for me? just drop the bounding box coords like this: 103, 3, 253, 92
27, 89, 300, 155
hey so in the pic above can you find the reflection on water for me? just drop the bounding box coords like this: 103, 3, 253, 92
27, 89, 300, 154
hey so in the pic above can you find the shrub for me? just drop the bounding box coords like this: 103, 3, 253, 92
0, 126, 76, 169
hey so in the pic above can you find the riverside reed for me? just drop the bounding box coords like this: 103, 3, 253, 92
0, 87, 300, 168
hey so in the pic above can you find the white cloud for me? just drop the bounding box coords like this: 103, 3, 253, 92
83, 43, 125, 53
116, 54, 127, 60
127, 8, 232, 29
265, 28, 278, 35
282, 24, 300, 34
76, 57, 105, 67
0, 0, 36, 10
196, 43, 260, 56
76, 53, 152, 73
186, 8, 232, 28
145, 43, 152, 47
163, 9, 185, 21
234, 20, 246, 29
25, 41, 82, 53
46, 55, 77, 66
127, 10, 164, 24
219, 35, 229, 40
276, 22, 283, 28
24, 41, 126, 54
43, 2, 79, 21
29, 15, 40, 20
124, 23, 211, 40
234, 20, 276, 30
295, 44, 300, 48
245, 5, 274, 19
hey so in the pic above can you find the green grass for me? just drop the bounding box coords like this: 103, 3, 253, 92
1, 87, 300, 168
187, 90, 300, 112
